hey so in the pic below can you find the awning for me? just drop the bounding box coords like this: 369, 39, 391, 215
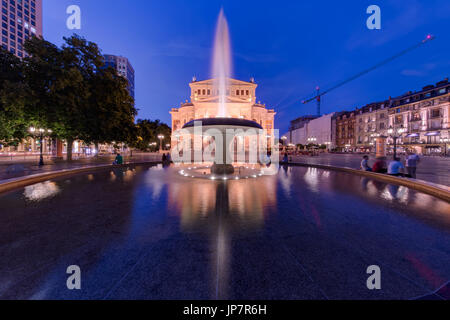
424, 132, 440, 136
406, 133, 420, 137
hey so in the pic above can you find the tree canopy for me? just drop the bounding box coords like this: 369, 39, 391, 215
0, 34, 169, 159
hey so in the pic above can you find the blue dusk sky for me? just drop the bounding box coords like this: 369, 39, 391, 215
43, 0, 450, 133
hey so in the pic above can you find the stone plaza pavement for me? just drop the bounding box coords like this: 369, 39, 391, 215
0, 153, 163, 182
288, 153, 450, 187
0, 152, 449, 186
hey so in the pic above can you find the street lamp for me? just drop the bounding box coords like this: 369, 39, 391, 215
157, 135, 165, 152
387, 125, 406, 159
281, 136, 287, 146
440, 138, 449, 156
29, 127, 52, 166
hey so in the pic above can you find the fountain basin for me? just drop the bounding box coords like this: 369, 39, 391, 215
0, 165, 449, 300
179, 118, 266, 176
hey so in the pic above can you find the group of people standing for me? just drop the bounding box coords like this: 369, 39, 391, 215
361, 152, 420, 178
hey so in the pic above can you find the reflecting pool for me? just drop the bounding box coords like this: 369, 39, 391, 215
0, 165, 448, 300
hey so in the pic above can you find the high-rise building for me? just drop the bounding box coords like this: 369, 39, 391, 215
1, 0, 42, 58
103, 54, 135, 100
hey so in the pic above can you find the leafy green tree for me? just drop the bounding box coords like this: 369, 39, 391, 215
83, 67, 137, 154
132, 119, 171, 151
22, 36, 82, 158
0, 48, 28, 147
61, 35, 137, 158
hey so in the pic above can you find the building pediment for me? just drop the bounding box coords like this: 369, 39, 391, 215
190, 77, 257, 87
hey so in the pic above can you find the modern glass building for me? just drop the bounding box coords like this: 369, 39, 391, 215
1, 0, 42, 58
103, 54, 135, 100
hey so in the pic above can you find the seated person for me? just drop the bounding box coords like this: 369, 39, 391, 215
360, 155, 372, 171
372, 157, 387, 173
114, 153, 123, 165
387, 158, 405, 176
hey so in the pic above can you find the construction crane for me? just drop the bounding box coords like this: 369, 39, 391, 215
301, 35, 436, 116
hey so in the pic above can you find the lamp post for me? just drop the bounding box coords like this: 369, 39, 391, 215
157, 135, 165, 153
387, 125, 406, 159
440, 138, 449, 156
29, 127, 52, 166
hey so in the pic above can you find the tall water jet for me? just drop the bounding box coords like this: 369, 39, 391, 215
212, 9, 232, 118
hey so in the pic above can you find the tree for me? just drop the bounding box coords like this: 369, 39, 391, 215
22, 36, 83, 159
132, 119, 171, 151
61, 34, 137, 158
0, 48, 28, 147
83, 67, 137, 154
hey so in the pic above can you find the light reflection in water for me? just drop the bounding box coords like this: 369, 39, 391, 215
164, 174, 278, 299
24, 181, 60, 202
130, 166, 449, 298
304, 167, 320, 192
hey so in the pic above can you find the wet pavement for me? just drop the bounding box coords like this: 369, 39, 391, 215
0, 165, 449, 300
289, 153, 450, 186
0, 153, 162, 182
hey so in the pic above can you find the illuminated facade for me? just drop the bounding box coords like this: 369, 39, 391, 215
170, 77, 276, 147
355, 101, 390, 152
0, 0, 42, 58
387, 79, 450, 155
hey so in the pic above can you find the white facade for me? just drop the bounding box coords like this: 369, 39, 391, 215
289, 113, 335, 147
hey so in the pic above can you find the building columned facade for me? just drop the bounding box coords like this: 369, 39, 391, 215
170, 78, 276, 146
387, 79, 449, 154
355, 101, 390, 152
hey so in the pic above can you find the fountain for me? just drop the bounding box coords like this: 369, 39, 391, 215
178, 9, 273, 177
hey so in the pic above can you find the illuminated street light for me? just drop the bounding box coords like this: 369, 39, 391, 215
158, 134, 165, 152
388, 125, 406, 159
29, 127, 52, 166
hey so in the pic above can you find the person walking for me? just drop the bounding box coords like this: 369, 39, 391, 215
388, 157, 405, 177
406, 152, 420, 179
360, 155, 372, 171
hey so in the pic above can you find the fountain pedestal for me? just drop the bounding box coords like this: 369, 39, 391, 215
211, 163, 235, 175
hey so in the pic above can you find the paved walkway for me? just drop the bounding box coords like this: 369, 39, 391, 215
0, 153, 162, 182
1, 152, 448, 187
288, 153, 450, 187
